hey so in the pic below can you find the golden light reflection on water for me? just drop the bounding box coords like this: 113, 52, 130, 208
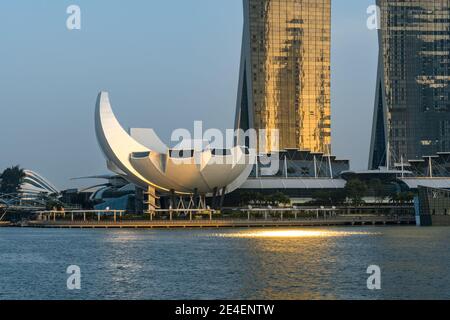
103, 231, 149, 243
215, 229, 379, 239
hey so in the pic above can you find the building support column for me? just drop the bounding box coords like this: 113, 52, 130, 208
198, 194, 206, 210
170, 189, 176, 220
219, 187, 227, 210
211, 187, 218, 209
145, 186, 157, 221
193, 188, 199, 209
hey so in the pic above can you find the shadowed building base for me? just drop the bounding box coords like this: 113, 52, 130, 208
416, 186, 450, 226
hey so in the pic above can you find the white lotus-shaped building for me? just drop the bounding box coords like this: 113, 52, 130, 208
95, 92, 254, 198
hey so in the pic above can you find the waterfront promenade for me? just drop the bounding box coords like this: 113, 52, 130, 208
21, 216, 415, 229
0, 206, 417, 229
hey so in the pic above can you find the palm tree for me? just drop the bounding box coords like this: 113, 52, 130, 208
0, 166, 26, 194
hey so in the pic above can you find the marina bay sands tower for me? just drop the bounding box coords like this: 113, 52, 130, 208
235, 0, 332, 154
369, 0, 450, 169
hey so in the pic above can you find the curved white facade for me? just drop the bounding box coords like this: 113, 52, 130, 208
95, 92, 254, 195
20, 170, 59, 197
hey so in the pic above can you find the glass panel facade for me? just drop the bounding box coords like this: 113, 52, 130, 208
236, 0, 332, 153
418, 186, 450, 216
370, 0, 450, 169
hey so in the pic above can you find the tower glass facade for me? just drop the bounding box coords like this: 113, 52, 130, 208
235, 0, 332, 154
370, 0, 450, 169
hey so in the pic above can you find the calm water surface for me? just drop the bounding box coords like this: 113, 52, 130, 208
0, 226, 449, 300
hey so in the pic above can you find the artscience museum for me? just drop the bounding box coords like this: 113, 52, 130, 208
95, 92, 255, 213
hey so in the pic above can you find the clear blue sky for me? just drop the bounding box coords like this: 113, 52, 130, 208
0, 0, 378, 189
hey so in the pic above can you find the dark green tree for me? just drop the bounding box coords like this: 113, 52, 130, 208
0, 166, 25, 194
239, 191, 251, 206
344, 179, 367, 206
369, 179, 388, 203
312, 190, 332, 205
255, 192, 265, 206
312, 190, 346, 206
405, 192, 415, 203
267, 192, 290, 207
278, 193, 291, 206
390, 192, 415, 205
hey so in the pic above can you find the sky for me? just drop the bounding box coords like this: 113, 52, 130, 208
0, 0, 378, 190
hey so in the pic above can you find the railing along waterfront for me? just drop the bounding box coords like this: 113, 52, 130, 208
29, 206, 416, 228
36, 206, 414, 222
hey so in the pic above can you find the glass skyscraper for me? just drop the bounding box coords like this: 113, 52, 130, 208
370, 0, 450, 169
235, 0, 332, 154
